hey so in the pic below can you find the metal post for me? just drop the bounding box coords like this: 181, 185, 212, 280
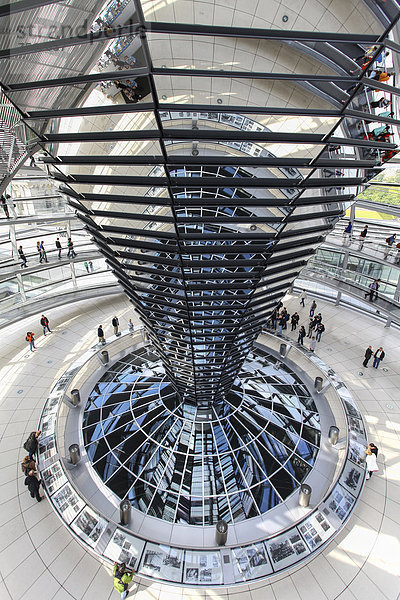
119, 500, 131, 525
215, 520, 228, 546
101, 350, 109, 364
314, 377, 323, 392
329, 426, 339, 445
69, 444, 81, 465
299, 484, 312, 507
70, 389, 80, 406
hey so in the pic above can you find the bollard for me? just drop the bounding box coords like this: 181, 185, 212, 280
314, 376, 323, 392
329, 426, 339, 445
299, 484, 312, 507
70, 389, 80, 406
101, 350, 109, 364
69, 444, 81, 465
119, 499, 131, 525
215, 520, 228, 546
279, 343, 287, 358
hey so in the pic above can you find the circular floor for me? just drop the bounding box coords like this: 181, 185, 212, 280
0, 293, 399, 600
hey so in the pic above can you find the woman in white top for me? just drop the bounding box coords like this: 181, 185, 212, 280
365, 448, 378, 479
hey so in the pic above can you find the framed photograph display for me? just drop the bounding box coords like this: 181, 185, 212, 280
71, 506, 107, 548
348, 439, 367, 466
104, 529, 145, 570
184, 550, 222, 585
266, 528, 310, 570
51, 482, 85, 524
41, 460, 68, 496
232, 542, 272, 581
340, 462, 364, 497
140, 543, 184, 582
321, 483, 355, 526
299, 511, 333, 551
38, 435, 57, 463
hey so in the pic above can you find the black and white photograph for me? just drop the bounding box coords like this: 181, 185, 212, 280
139, 543, 183, 582
38, 436, 57, 463
266, 528, 311, 569
51, 483, 85, 524
104, 529, 145, 569
233, 543, 272, 581
41, 461, 67, 495
185, 567, 199, 583
184, 550, 222, 585
340, 463, 364, 496
71, 506, 107, 548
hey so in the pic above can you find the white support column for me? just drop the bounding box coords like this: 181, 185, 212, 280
70, 261, 77, 288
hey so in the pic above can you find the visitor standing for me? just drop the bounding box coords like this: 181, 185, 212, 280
40, 314, 51, 335
358, 225, 368, 250
315, 322, 325, 342
18, 245, 27, 268
37, 241, 43, 263
0, 194, 10, 219
67, 237, 76, 258
373, 347, 385, 369
98, 325, 105, 344
363, 346, 373, 368
309, 337, 317, 352
84, 261, 89, 272
368, 442, 378, 457
297, 325, 306, 345
309, 300, 317, 317
24, 470, 43, 502
384, 233, 396, 259
21, 455, 36, 476
365, 448, 379, 480
113, 562, 134, 599
307, 317, 315, 338
343, 221, 352, 244
55, 237, 62, 259
26, 331, 36, 352
23, 430, 41, 460
299, 289, 307, 307
290, 312, 299, 331
112, 315, 119, 335
128, 319, 134, 333
39, 240, 48, 263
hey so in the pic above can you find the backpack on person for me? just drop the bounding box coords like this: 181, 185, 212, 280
23, 432, 36, 453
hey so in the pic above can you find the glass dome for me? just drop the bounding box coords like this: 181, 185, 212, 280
83, 346, 320, 525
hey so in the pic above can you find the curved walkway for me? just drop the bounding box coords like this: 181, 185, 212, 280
0, 293, 399, 600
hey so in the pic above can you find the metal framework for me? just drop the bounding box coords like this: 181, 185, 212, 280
1, 0, 400, 407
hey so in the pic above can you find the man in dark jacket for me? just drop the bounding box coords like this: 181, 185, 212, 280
25, 470, 43, 502
373, 347, 385, 369
112, 315, 119, 335
98, 325, 105, 344
40, 314, 51, 335
297, 325, 306, 345
315, 322, 325, 342
24, 430, 41, 459
363, 346, 373, 368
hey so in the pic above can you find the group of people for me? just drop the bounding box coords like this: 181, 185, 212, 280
363, 345, 385, 369
97, 317, 134, 344
343, 222, 400, 263
342, 222, 368, 250
17, 237, 77, 269
83, 261, 95, 272
21, 431, 44, 502
270, 294, 326, 352
26, 314, 51, 351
